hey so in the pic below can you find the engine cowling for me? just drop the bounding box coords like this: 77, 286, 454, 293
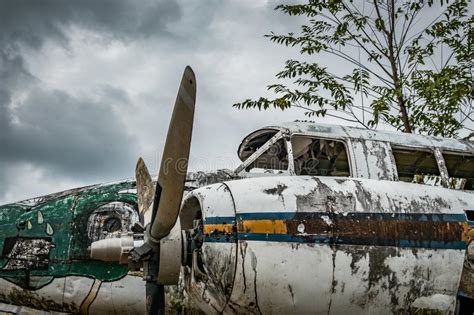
180, 183, 237, 313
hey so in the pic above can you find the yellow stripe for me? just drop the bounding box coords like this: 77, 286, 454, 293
462, 222, 471, 242
204, 220, 288, 235
128, 270, 144, 277
79, 279, 102, 314
238, 220, 287, 234
203, 224, 234, 234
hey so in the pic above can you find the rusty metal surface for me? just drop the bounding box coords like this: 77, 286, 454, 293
459, 220, 474, 300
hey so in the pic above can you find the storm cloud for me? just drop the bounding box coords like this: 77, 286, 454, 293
1, 87, 137, 175
0, 0, 182, 201
0, 0, 181, 48
0, 0, 311, 204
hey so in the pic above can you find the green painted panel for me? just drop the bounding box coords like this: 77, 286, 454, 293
0, 180, 138, 289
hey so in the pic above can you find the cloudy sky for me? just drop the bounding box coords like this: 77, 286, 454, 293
0, 1, 471, 204
0, 0, 321, 204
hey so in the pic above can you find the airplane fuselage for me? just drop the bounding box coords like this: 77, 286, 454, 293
1, 121, 473, 314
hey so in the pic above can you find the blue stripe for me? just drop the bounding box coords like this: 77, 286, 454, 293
205, 212, 467, 223
246, 212, 468, 222
236, 212, 297, 220
206, 233, 467, 250
204, 236, 237, 243
204, 216, 235, 224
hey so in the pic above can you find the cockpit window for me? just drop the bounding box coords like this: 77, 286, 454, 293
239, 131, 277, 162
247, 138, 289, 173
237, 129, 290, 174
292, 136, 350, 176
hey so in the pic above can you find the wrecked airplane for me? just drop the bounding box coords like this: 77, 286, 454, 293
0, 67, 473, 314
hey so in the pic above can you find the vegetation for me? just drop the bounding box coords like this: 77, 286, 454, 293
234, 0, 473, 138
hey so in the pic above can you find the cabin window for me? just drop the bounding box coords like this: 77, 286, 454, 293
291, 136, 350, 176
392, 148, 441, 185
443, 153, 474, 191
246, 138, 289, 173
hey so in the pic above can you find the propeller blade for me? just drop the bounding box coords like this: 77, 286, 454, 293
135, 157, 154, 225
150, 66, 196, 241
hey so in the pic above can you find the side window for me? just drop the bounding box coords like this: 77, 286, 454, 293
247, 138, 288, 174
443, 153, 473, 191
291, 136, 350, 176
392, 148, 441, 185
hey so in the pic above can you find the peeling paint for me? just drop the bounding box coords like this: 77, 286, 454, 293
0, 287, 78, 313
263, 184, 287, 196
2, 238, 54, 271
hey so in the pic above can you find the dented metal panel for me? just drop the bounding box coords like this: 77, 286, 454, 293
329, 246, 461, 314
185, 169, 239, 191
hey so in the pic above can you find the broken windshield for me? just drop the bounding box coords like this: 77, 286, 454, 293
236, 129, 289, 174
